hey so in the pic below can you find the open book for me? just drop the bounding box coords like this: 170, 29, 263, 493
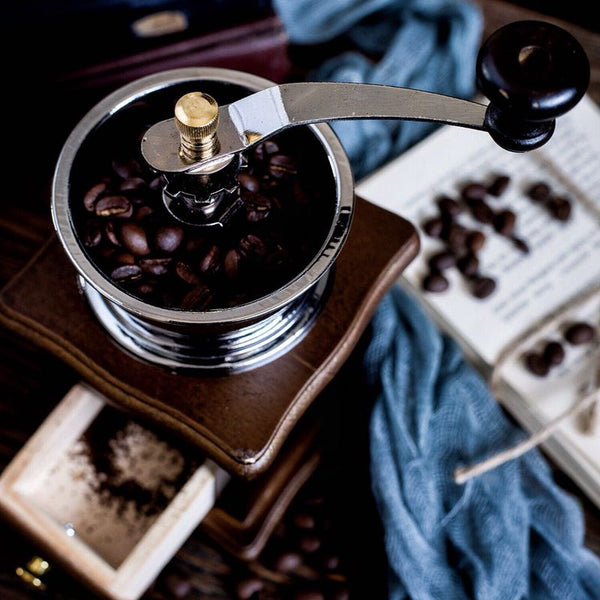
358, 96, 600, 508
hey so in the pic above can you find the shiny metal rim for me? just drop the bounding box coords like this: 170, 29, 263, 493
81, 274, 330, 373
52, 67, 354, 326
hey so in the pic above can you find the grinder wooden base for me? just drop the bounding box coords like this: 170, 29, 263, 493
0, 196, 418, 478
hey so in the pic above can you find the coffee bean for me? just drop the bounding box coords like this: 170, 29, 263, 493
112, 157, 141, 180
237, 172, 261, 193
511, 237, 530, 254
114, 251, 135, 265
422, 272, 449, 293
527, 182, 551, 202
162, 573, 192, 598
180, 285, 213, 310
120, 222, 151, 256
564, 322, 596, 345
493, 209, 516, 236
84, 182, 108, 212
487, 174, 510, 197
274, 551, 302, 572
175, 262, 201, 285
294, 592, 325, 600
119, 177, 146, 191
254, 140, 279, 160
457, 253, 479, 277
300, 535, 321, 553
153, 225, 184, 253
322, 553, 340, 570
293, 512, 316, 530
239, 234, 267, 258
543, 341, 565, 366
246, 196, 271, 222
95, 195, 132, 218
469, 200, 494, 224
471, 276, 496, 299
466, 230, 486, 253
547, 196, 572, 221
437, 196, 462, 217
333, 589, 350, 600
461, 182, 487, 202
442, 223, 467, 250
199, 245, 221, 273
137, 282, 155, 295
105, 222, 122, 247
224, 248, 242, 279
236, 578, 264, 599
422, 217, 444, 239
83, 221, 102, 247
135, 205, 154, 222
525, 352, 550, 376
140, 257, 171, 276
268, 154, 297, 178
428, 251, 455, 271
110, 264, 142, 282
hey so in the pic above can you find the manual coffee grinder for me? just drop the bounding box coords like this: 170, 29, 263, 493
0, 20, 590, 600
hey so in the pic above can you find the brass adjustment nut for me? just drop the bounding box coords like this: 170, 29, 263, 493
174, 92, 220, 162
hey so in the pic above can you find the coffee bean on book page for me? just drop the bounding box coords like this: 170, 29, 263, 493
422, 217, 444, 239
437, 196, 462, 217
564, 322, 596, 345
461, 182, 487, 202
487, 174, 510, 197
527, 182, 551, 202
465, 230, 486, 253
422, 272, 449, 293
493, 209, 516, 236
469, 200, 494, 224
511, 237, 530, 254
547, 196, 572, 221
543, 341, 565, 366
471, 276, 496, 299
428, 251, 455, 271
457, 253, 479, 278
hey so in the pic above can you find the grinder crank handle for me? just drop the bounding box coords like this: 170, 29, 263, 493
142, 20, 589, 175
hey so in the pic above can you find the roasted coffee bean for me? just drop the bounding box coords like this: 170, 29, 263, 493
457, 253, 479, 277
84, 182, 108, 212
148, 176, 164, 191
437, 196, 462, 217
224, 248, 242, 279
525, 352, 549, 376
471, 276, 496, 299
547, 196, 572, 221
199, 245, 221, 273
237, 172, 261, 193
110, 264, 142, 281
543, 341, 565, 366
175, 262, 201, 285
300, 535, 321, 553
487, 174, 510, 197
95, 195, 132, 218
239, 234, 267, 258
428, 250, 455, 271
119, 177, 146, 191
293, 512, 316, 530
333, 589, 350, 600
466, 230, 486, 253
564, 322, 596, 345
422, 272, 449, 293
105, 222, 122, 247
442, 222, 467, 250
140, 257, 171, 276
180, 285, 213, 310
246, 196, 271, 222
114, 251, 135, 265
294, 592, 325, 600
120, 222, 151, 255
422, 217, 444, 239
493, 209, 516, 236
254, 139, 279, 160
236, 578, 264, 599
83, 221, 102, 247
469, 199, 494, 224
511, 237, 530, 254
135, 205, 154, 221
461, 182, 487, 202
137, 282, 155, 295
162, 573, 192, 598
112, 157, 141, 179
322, 553, 340, 571
527, 182, 551, 202
268, 154, 297, 178
274, 551, 302, 572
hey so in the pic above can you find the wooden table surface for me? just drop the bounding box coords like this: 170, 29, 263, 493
1, 0, 599, 598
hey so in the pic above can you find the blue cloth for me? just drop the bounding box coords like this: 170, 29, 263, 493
273, 0, 482, 178
365, 288, 600, 599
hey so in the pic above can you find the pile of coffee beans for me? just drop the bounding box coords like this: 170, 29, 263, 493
527, 181, 572, 221
524, 320, 596, 377
74, 129, 331, 311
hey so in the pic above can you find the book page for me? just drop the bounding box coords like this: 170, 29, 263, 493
357, 96, 600, 496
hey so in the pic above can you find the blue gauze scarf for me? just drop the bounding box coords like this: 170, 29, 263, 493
273, 0, 482, 178
272, 1, 600, 598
